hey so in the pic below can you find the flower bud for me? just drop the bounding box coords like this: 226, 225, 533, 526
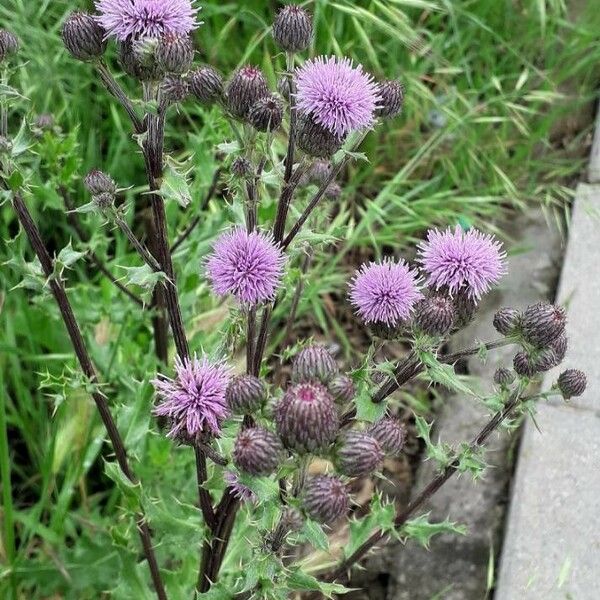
493, 367, 515, 387
118, 39, 163, 82
414, 295, 455, 336
325, 183, 341, 200
533, 347, 559, 372
368, 418, 406, 454
296, 115, 345, 158
248, 94, 284, 132
328, 374, 356, 404
336, 431, 383, 477
376, 80, 404, 119
521, 302, 566, 347
189, 65, 224, 105
34, 114, 55, 132
84, 169, 116, 196
61, 12, 106, 62
268, 507, 304, 551
302, 475, 349, 524
493, 307, 521, 336
233, 426, 284, 476
0, 29, 19, 61
291, 345, 339, 384
226, 65, 270, 120
224, 471, 257, 503
452, 289, 477, 329
513, 351, 537, 378
156, 34, 194, 74
226, 374, 265, 414
161, 75, 190, 105
231, 156, 252, 178
557, 369, 587, 399
84, 170, 117, 210
273, 5, 314, 53
549, 333, 568, 364
275, 382, 339, 454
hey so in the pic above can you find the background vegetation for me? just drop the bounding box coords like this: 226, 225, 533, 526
1, 0, 599, 597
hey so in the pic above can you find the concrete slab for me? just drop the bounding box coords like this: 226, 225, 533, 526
495, 403, 600, 600
545, 183, 600, 412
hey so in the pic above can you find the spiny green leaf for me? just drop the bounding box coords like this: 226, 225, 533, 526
401, 514, 467, 548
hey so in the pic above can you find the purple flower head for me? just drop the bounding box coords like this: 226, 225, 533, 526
152, 354, 231, 439
224, 471, 257, 504
349, 258, 422, 327
206, 228, 286, 305
95, 0, 199, 41
418, 226, 507, 300
295, 56, 380, 136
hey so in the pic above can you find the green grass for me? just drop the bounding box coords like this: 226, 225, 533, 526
1, 0, 599, 597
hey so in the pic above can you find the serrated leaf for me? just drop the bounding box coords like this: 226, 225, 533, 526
419, 351, 475, 396
401, 514, 467, 548
456, 443, 487, 479
104, 461, 141, 509
72, 200, 100, 214
55, 241, 85, 271
302, 518, 329, 551
414, 415, 452, 467
286, 570, 351, 596
120, 264, 166, 290
158, 155, 193, 208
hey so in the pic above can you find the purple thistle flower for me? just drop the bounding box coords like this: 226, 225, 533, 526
152, 354, 231, 438
349, 258, 422, 327
295, 56, 380, 137
418, 226, 506, 300
95, 0, 199, 41
224, 471, 257, 504
206, 228, 286, 305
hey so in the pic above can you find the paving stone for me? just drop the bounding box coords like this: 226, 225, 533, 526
545, 183, 600, 412
495, 403, 600, 600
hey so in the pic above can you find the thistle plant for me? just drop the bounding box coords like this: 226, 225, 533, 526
0, 3, 588, 599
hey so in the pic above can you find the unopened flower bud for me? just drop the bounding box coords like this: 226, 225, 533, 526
493, 307, 521, 336
414, 295, 455, 336
161, 75, 190, 105
0, 29, 19, 61
84, 170, 117, 210
296, 115, 345, 158
557, 369, 587, 399
231, 156, 252, 178
273, 5, 313, 53
248, 94, 284, 132
189, 65, 224, 105
233, 426, 284, 476
533, 347, 559, 372
84, 169, 116, 196
493, 367, 515, 387
325, 183, 341, 200
226, 374, 265, 414
61, 12, 106, 62
549, 333, 568, 363
268, 507, 304, 552
275, 382, 339, 454
336, 431, 383, 477
513, 351, 537, 378
156, 34, 194, 74
34, 114, 55, 131
453, 289, 477, 329
328, 374, 356, 404
521, 302, 566, 347
368, 418, 406, 454
302, 475, 349, 524
376, 80, 404, 119
291, 345, 338, 384
226, 65, 270, 120
118, 39, 163, 81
